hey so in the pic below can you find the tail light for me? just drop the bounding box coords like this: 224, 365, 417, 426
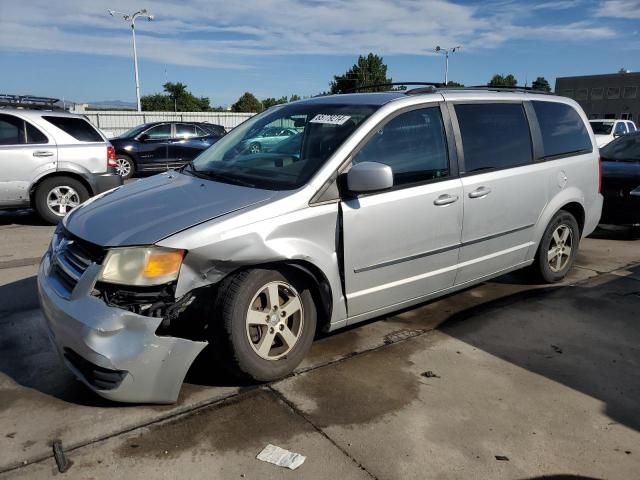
107, 145, 117, 169
598, 156, 602, 193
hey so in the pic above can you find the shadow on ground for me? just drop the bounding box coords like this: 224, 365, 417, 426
440, 265, 640, 433
0, 209, 48, 227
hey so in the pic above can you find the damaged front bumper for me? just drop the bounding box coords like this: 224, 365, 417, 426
37, 252, 207, 404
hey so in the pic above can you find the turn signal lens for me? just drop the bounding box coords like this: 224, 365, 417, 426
143, 250, 184, 279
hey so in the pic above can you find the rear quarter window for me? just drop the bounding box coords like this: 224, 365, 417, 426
42, 116, 103, 142
532, 101, 592, 158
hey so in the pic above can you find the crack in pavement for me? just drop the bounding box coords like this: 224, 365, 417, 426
268, 385, 379, 480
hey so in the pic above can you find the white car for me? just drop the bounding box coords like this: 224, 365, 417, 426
589, 119, 637, 147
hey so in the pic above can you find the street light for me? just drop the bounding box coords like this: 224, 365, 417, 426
108, 8, 154, 112
435, 45, 461, 85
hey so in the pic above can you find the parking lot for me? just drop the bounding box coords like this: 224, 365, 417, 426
0, 207, 638, 479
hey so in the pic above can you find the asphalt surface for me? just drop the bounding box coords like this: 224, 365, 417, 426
0, 207, 639, 479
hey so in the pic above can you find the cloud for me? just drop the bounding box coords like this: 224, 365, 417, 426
0, 0, 618, 68
594, 0, 640, 18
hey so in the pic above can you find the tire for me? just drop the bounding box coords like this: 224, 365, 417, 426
249, 142, 261, 154
34, 176, 89, 224
533, 210, 580, 283
115, 155, 135, 180
213, 268, 317, 382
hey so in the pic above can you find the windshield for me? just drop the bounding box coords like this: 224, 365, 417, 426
590, 121, 613, 135
601, 134, 640, 162
190, 102, 378, 189
118, 125, 148, 138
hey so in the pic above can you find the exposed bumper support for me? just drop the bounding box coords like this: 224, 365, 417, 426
37, 253, 207, 404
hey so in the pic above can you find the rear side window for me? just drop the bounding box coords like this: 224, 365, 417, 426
0, 114, 22, 145
42, 116, 102, 142
26, 122, 48, 144
455, 103, 532, 173
0, 114, 48, 145
532, 101, 592, 158
627, 122, 637, 132
353, 107, 449, 186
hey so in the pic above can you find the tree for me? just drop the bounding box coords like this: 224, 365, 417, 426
141, 82, 211, 111
488, 74, 518, 87
446, 80, 464, 87
531, 76, 551, 92
232, 92, 263, 113
289, 94, 301, 102
262, 96, 288, 109
330, 53, 392, 94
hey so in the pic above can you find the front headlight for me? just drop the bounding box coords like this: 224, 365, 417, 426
98, 246, 185, 286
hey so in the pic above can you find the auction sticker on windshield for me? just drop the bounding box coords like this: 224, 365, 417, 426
309, 114, 352, 125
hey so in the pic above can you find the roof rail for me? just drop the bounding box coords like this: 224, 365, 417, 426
344, 82, 444, 93
465, 86, 553, 95
0, 94, 64, 110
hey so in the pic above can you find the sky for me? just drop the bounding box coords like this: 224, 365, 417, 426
1, 0, 639, 107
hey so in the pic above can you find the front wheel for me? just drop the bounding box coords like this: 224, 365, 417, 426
214, 269, 317, 381
534, 210, 580, 283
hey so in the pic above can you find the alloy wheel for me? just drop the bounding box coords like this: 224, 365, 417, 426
116, 158, 132, 177
547, 224, 573, 273
46, 186, 81, 216
245, 281, 304, 360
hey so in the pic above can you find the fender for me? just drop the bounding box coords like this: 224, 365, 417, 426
159, 201, 348, 329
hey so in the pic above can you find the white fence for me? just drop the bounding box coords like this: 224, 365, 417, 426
79, 111, 255, 138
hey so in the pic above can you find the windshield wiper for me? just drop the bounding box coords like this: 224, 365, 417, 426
195, 170, 257, 188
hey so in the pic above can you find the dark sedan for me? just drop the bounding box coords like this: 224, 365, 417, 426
600, 131, 640, 228
109, 121, 225, 179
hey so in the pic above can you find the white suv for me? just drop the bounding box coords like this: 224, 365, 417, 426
0, 109, 122, 223
589, 119, 637, 147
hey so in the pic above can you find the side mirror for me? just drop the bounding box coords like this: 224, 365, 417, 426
137, 133, 149, 142
346, 161, 393, 194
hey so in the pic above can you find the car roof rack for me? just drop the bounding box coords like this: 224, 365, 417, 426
342, 83, 553, 96
0, 94, 65, 110
464, 85, 553, 95
345, 82, 444, 93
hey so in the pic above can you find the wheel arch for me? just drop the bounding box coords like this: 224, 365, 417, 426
29, 171, 94, 203
528, 189, 587, 261
224, 260, 333, 334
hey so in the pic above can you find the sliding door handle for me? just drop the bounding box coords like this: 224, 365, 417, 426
468, 187, 492, 198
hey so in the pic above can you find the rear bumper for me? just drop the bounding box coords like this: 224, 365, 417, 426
37, 251, 207, 404
82, 172, 123, 196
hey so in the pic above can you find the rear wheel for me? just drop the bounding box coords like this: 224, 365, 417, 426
213, 269, 317, 381
34, 176, 89, 224
534, 210, 580, 283
115, 155, 135, 179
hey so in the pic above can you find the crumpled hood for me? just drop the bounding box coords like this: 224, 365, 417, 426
64, 172, 274, 246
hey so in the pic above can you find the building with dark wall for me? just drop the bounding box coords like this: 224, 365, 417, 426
555, 71, 639, 122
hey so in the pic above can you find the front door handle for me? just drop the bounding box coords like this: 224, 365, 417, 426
33, 151, 54, 157
468, 186, 492, 198
433, 194, 459, 206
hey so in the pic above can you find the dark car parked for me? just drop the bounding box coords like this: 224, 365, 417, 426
600, 131, 640, 228
109, 121, 226, 179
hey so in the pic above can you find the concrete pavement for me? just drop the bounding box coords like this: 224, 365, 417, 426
1, 209, 639, 479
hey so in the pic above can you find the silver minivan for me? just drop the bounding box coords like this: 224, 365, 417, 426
0, 108, 122, 223
38, 88, 603, 403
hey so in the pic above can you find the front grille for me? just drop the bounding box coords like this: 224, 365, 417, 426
50, 229, 105, 295
63, 348, 127, 391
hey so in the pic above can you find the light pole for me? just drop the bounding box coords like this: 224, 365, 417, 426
435, 45, 461, 85
108, 9, 154, 112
